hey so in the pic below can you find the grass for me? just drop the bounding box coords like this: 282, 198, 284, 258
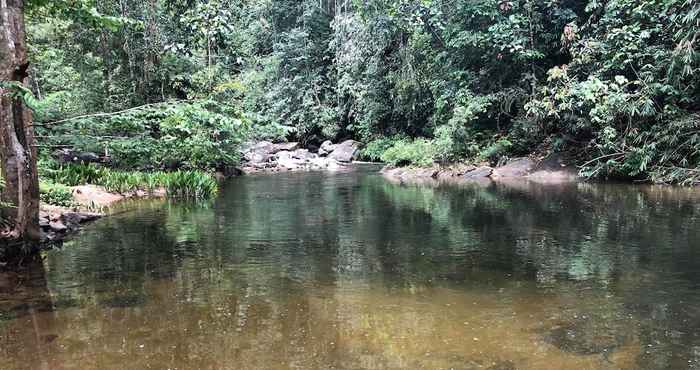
41, 163, 218, 200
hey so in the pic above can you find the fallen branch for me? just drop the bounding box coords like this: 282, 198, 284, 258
32, 99, 197, 128
578, 152, 626, 169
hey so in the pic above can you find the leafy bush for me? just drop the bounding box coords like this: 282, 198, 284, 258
381, 139, 437, 167
39, 100, 249, 172
43, 163, 107, 187
39, 181, 74, 207
360, 137, 405, 162
480, 139, 513, 163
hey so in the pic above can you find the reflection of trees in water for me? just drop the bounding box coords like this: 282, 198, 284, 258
373, 178, 700, 368
23, 171, 700, 369
0, 256, 57, 370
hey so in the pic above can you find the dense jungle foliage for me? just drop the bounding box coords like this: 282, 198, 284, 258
24, 0, 700, 184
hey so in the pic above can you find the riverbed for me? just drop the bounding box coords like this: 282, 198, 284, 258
2, 165, 700, 369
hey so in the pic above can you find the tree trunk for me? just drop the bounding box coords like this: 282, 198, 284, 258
0, 0, 41, 256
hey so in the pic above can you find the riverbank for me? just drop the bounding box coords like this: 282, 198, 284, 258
380, 154, 581, 185
39, 185, 166, 244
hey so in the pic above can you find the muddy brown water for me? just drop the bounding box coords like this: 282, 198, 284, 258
2, 166, 700, 370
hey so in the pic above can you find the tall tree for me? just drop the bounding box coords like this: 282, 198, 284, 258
0, 0, 41, 252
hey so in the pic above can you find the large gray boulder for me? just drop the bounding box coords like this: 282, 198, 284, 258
318, 140, 337, 157
53, 149, 101, 164
275, 142, 300, 152
464, 166, 493, 179
290, 149, 318, 160
491, 158, 536, 178
328, 140, 362, 163
244, 142, 301, 164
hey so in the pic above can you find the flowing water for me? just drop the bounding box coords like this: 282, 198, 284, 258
2, 166, 700, 370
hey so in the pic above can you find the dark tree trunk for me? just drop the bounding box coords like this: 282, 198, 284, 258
0, 0, 41, 258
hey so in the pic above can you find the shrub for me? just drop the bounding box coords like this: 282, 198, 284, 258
381, 139, 437, 167
39, 181, 74, 207
360, 137, 405, 162
479, 138, 513, 163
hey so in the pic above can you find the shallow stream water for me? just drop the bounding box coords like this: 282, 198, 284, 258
2, 166, 700, 369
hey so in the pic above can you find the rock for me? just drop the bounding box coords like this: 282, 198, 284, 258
243, 142, 303, 164
527, 153, 580, 183
491, 158, 536, 178
252, 141, 276, 152
61, 212, 83, 226
245, 151, 273, 164
328, 140, 361, 162
39, 217, 50, 228
49, 221, 68, 233
275, 142, 299, 152
318, 140, 337, 156
72, 185, 124, 207
216, 166, 243, 178
62, 211, 101, 225
290, 149, 318, 160
488, 360, 516, 370
78, 152, 100, 163
464, 166, 493, 179
52, 149, 101, 164
543, 316, 633, 355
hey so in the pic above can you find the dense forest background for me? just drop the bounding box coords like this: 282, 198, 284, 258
22, 0, 700, 183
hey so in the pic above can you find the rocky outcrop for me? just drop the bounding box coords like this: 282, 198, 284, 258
328, 140, 362, 163
490, 158, 536, 178
381, 164, 487, 184
39, 208, 102, 243
53, 149, 104, 164
318, 140, 337, 156
464, 166, 493, 179
381, 154, 580, 185
241, 140, 362, 174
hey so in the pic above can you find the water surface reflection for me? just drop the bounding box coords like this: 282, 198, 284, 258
2, 167, 700, 369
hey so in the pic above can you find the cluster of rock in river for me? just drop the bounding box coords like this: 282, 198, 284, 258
382, 156, 579, 184
39, 209, 102, 243
240, 140, 362, 173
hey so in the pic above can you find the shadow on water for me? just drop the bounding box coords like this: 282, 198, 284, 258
0, 256, 61, 370
2, 167, 700, 369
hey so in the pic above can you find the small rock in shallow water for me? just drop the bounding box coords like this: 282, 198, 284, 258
464, 166, 493, 179
49, 221, 68, 233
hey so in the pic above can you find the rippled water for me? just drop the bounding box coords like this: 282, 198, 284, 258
2, 166, 700, 369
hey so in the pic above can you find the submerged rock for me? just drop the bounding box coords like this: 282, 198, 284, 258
543, 316, 634, 355
39, 208, 103, 243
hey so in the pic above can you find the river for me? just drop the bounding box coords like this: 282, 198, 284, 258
2, 165, 700, 369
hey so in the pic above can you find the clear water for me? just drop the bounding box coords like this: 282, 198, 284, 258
2, 166, 700, 370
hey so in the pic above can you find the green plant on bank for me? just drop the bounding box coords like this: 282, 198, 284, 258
0, 176, 11, 210
41, 163, 218, 199
381, 139, 437, 167
161, 171, 218, 199
39, 181, 74, 207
